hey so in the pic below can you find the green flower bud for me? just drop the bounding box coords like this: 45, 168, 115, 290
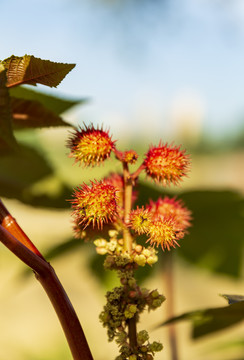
134, 254, 147, 266
140, 345, 148, 353
137, 330, 149, 345
124, 304, 137, 318
151, 290, 160, 298
142, 248, 151, 257
94, 238, 107, 247
96, 247, 108, 255
147, 254, 158, 265
107, 239, 117, 252
149, 341, 163, 352
128, 355, 137, 360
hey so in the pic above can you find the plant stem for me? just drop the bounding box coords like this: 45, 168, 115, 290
122, 162, 133, 252
122, 163, 138, 351
0, 199, 44, 258
0, 224, 94, 360
128, 317, 137, 352
163, 252, 179, 360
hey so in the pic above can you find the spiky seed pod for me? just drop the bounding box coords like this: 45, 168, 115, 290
71, 180, 118, 229
148, 196, 192, 230
143, 142, 190, 186
129, 207, 153, 235
123, 150, 138, 164
67, 124, 115, 166
146, 216, 184, 251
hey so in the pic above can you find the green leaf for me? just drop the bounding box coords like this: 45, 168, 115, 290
10, 97, 70, 129
160, 295, 244, 339
179, 190, 244, 277
9, 86, 87, 115
2, 55, 75, 88
0, 64, 18, 153
0, 142, 52, 200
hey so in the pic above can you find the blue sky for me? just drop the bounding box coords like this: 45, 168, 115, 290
2, 0, 244, 141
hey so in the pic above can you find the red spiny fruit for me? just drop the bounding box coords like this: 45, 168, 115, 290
148, 196, 192, 230
67, 123, 115, 166
129, 206, 153, 235
71, 180, 118, 229
146, 216, 184, 251
143, 142, 190, 186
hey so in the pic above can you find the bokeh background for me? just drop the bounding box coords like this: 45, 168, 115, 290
1, 0, 244, 359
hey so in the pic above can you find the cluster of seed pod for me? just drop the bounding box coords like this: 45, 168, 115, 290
67, 123, 192, 359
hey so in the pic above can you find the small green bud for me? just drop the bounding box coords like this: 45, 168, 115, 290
149, 341, 163, 352
128, 304, 137, 313
116, 331, 127, 344
128, 355, 137, 360
124, 304, 137, 318
137, 330, 149, 345
152, 299, 162, 308
120, 344, 131, 356
96, 247, 108, 255
140, 345, 148, 353
134, 254, 147, 266
107, 239, 117, 252
147, 254, 158, 265
109, 229, 118, 238
128, 278, 136, 288
151, 290, 159, 298
94, 238, 107, 247
142, 248, 151, 257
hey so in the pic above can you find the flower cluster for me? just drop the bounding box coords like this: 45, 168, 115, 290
129, 197, 191, 251
99, 271, 165, 359
67, 122, 192, 359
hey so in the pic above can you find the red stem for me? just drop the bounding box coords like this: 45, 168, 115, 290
0, 223, 93, 360
0, 199, 44, 258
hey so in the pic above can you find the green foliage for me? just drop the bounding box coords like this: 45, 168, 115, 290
9, 86, 86, 116
2, 54, 75, 88
0, 65, 18, 153
160, 294, 244, 339
0, 54, 82, 206
10, 96, 71, 129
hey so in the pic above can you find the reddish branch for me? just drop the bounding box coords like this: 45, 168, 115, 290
0, 200, 93, 360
